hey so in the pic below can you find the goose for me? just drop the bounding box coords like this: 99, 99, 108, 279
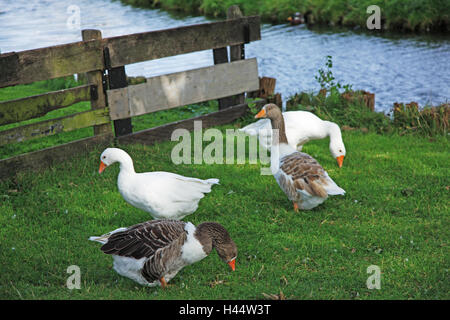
89, 219, 237, 288
255, 104, 345, 211
240, 111, 346, 168
99, 148, 219, 220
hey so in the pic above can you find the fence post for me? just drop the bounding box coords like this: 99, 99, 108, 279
228, 5, 246, 105
107, 61, 132, 136
81, 29, 111, 136
212, 49, 234, 110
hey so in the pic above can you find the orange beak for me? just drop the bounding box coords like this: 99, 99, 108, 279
287, 17, 292, 22
336, 155, 344, 168
227, 259, 236, 271
255, 109, 266, 119
99, 161, 107, 174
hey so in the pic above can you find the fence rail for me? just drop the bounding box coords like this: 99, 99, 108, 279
107, 59, 259, 120
0, 6, 264, 179
0, 16, 260, 88
0, 84, 94, 126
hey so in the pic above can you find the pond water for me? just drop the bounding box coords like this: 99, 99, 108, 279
1, 0, 449, 112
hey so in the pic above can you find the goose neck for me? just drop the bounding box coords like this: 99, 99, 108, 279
269, 116, 289, 146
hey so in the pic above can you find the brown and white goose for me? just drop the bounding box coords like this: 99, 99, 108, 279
255, 104, 345, 211
89, 219, 237, 288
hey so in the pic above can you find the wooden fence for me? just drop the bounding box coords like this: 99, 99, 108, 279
0, 6, 267, 179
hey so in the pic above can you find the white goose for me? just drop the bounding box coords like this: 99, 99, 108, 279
240, 110, 346, 167
89, 219, 237, 287
99, 148, 219, 220
255, 104, 345, 211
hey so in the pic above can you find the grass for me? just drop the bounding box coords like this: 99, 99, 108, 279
120, 0, 450, 32
0, 125, 448, 299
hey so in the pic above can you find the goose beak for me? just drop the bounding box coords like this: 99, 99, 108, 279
227, 259, 236, 271
99, 161, 107, 174
287, 16, 292, 22
336, 155, 344, 168
255, 109, 266, 119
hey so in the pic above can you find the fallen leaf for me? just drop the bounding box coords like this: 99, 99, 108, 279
341, 125, 355, 131
262, 290, 286, 300
209, 279, 225, 288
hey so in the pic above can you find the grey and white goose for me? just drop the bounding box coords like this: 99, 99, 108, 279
89, 219, 237, 288
255, 104, 345, 211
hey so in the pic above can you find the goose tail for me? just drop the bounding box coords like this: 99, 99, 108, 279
206, 178, 220, 185
88, 227, 128, 244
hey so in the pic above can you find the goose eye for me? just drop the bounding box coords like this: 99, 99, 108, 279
102, 156, 106, 159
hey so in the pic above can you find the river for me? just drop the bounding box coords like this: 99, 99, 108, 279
0, 0, 449, 112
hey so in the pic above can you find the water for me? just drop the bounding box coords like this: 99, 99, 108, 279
1, 0, 449, 112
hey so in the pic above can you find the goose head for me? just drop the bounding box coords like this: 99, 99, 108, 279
326, 122, 346, 168
99, 148, 134, 174
255, 103, 283, 120
195, 222, 237, 271
254, 104, 290, 146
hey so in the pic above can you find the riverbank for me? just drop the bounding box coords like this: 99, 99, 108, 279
121, 0, 450, 33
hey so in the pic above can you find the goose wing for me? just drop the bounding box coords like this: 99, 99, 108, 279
278, 152, 344, 198
100, 220, 187, 259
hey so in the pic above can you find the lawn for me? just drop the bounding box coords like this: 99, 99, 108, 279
0, 122, 448, 299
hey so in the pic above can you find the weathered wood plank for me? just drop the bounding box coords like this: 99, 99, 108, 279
0, 108, 110, 146
117, 99, 266, 146
0, 16, 260, 88
107, 59, 259, 120
0, 85, 92, 126
0, 133, 113, 180
0, 40, 103, 88
104, 16, 261, 68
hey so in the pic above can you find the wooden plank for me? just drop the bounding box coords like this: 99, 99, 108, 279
0, 108, 110, 146
117, 99, 266, 146
0, 133, 113, 180
104, 16, 261, 68
0, 85, 92, 126
107, 58, 259, 120
0, 40, 103, 88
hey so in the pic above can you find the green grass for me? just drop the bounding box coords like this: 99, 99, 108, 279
0, 127, 448, 299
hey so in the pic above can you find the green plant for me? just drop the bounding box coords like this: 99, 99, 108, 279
315, 55, 352, 94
